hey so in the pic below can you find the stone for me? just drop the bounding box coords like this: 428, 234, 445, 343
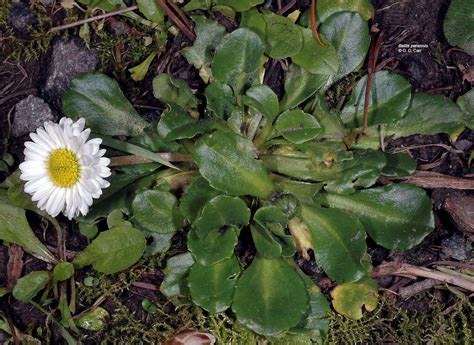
444, 193, 474, 235
42, 38, 99, 109
12, 95, 55, 137
441, 234, 470, 261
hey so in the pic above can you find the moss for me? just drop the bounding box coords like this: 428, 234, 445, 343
328, 296, 474, 344
0, 0, 58, 61
76, 255, 473, 345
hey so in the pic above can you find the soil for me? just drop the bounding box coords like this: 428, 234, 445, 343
0, 0, 472, 343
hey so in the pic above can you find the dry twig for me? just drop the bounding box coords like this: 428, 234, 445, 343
388, 171, 474, 190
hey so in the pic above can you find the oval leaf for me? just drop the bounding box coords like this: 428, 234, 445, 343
341, 71, 412, 127
386, 93, 465, 140
53, 262, 75, 282
152, 74, 198, 111
320, 12, 370, 80
301, 205, 368, 283
188, 257, 240, 313
331, 277, 378, 320
264, 13, 303, 59
179, 177, 221, 222
161, 252, 195, 302
232, 257, 309, 336
243, 84, 280, 123
214, 0, 264, 12
275, 110, 322, 144
132, 190, 182, 234
62, 73, 148, 136
280, 64, 329, 111
13, 271, 50, 302
193, 132, 275, 198
73, 226, 146, 274
0, 200, 55, 263
188, 226, 239, 265
317, 0, 374, 23
444, 0, 474, 55
136, 0, 164, 23
212, 28, 265, 85
182, 16, 227, 83
292, 28, 339, 75
76, 307, 109, 331
320, 184, 435, 251
194, 195, 250, 239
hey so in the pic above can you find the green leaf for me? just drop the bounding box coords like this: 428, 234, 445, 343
243, 84, 279, 123
212, 28, 265, 85
341, 71, 412, 127
152, 73, 198, 111
166, 119, 219, 140
79, 222, 99, 239
205, 82, 236, 118
79, 163, 161, 223
250, 224, 283, 258
292, 28, 339, 75
6, 171, 36, 211
240, 8, 266, 42
331, 277, 378, 320
106, 209, 127, 228
53, 262, 75, 282
136, 0, 164, 23
98, 135, 177, 169
381, 153, 417, 177
262, 146, 385, 193
77, 0, 123, 11
264, 13, 303, 59
301, 205, 368, 283
157, 106, 194, 138
179, 177, 221, 222
0, 288, 8, 298
457, 89, 474, 129
132, 190, 182, 234
320, 12, 370, 80
275, 110, 322, 144
182, 16, 227, 83
129, 52, 157, 81
194, 195, 250, 239
280, 64, 329, 111
62, 73, 148, 136
145, 232, 174, 256
317, 0, 374, 23
73, 226, 146, 274
161, 252, 195, 302
13, 271, 50, 302
188, 257, 240, 313
444, 0, 474, 55
385, 93, 465, 140
254, 205, 295, 257
188, 226, 239, 266
232, 257, 309, 336
193, 132, 275, 198
320, 184, 435, 251
76, 307, 109, 331
0, 201, 55, 263
292, 284, 330, 335
214, 0, 264, 12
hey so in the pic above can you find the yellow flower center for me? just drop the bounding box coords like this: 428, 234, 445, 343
47, 149, 80, 188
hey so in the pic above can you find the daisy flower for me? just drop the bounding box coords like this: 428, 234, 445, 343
19, 118, 111, 219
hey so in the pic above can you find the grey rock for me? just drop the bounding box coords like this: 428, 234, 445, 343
42, 38, 99, 109
441, 234, 471, 261
13, 95, 55, 137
